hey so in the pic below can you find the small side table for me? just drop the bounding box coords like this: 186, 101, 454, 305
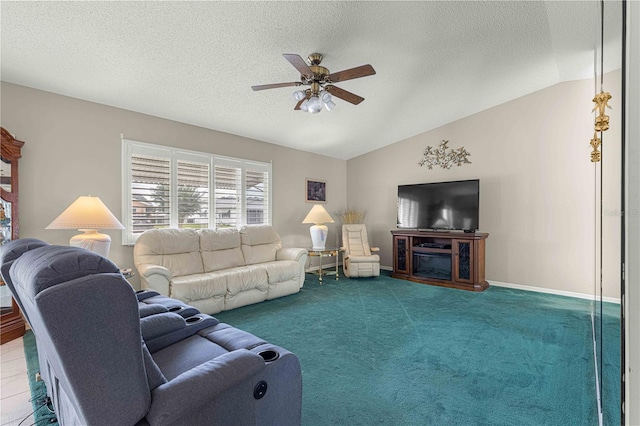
120, 268, 136, 280
307, 247, 340, 283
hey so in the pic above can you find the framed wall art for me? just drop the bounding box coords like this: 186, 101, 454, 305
305, 179, 326, 203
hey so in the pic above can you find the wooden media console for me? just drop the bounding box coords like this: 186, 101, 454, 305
391, 230, 489, 292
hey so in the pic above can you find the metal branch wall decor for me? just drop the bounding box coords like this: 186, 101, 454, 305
418, 140, 471, 170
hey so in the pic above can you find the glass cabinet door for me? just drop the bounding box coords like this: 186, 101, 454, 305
0, 199, 12, 246
453, 240, 474, 284
1, 127, 25, 344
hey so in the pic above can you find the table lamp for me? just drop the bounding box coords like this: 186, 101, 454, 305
302, 204, 334, 250
46, 196, 125, 257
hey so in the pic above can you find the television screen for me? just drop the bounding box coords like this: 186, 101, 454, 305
397, 179, 479, 231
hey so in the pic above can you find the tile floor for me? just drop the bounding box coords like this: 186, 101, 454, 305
1, 336, 34, 426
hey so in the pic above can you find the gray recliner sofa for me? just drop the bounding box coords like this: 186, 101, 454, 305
1, 239, 302, 426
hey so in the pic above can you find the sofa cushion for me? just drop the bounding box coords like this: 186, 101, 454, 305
222, 265, 269, 310
224, 264, 269, 296
200, 229, 245, 272
240, 225, 282, 265
135, 229, 204, 277
171, 272, 228, 304
258, 260, 299, 284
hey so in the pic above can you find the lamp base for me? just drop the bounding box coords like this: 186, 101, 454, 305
309, 224, 329, 251
70, 229, 111, 258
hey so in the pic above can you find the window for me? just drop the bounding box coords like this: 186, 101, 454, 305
122, 139, 271, 244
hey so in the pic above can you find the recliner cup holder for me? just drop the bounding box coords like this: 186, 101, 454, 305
185, 316, 204, 324
258, 350, 279, 362
168, 306, 184, 312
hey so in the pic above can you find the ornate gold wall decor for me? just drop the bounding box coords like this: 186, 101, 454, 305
418, 140, 471, 170
589, 91, 611, 162
592, 91, 612, 132
590, 132, 602, 163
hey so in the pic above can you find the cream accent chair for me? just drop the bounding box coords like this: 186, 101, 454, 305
341, 224, 380, 278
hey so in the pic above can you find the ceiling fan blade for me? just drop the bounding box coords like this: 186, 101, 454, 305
328, 64, 376, 83
283, 54, 313, 77
251, 82, 302, 91
294, 92, 311, 110
325, 85, 365, 105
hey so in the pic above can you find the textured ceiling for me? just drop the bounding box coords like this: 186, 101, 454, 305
0, 1, 622, 160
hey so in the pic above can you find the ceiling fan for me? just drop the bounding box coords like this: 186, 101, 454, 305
251, 53, 376, 114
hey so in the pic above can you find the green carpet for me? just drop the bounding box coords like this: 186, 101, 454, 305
216, 271, 620, 426
22, 271, 619, 425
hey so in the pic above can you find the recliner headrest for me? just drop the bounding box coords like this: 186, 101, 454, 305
0, 238, 50, 281
0, 238, 50, 265
10, 245, 120, 300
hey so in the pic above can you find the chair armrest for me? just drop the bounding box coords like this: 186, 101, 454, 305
146, 350, 264, 425
276, 247, 308, 262
370, 247, 380, 252
136, 264, 172, 295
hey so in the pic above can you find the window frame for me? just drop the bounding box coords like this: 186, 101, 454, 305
122, 139, 272, 245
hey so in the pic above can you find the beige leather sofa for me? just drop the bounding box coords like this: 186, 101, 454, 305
133, 225, 308, 314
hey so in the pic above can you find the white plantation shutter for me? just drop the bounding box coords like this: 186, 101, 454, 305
213, 164, 242, 229
177, 158, 210, 228
245, 164, 270, 225
128, 150, 172, 240
122, 139, 271, 244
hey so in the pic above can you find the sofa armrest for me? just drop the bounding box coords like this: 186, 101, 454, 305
276, 247, 308, 262
276, 247, 308, 289
146, 350, 264, 425
137, 264, 172, 295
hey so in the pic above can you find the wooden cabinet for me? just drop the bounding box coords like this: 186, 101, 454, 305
393, 235, 410, 275
391, 230, 489, 292
1, 127, 26, 344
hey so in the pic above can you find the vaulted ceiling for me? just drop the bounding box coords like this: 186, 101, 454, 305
0, 1, 622, 160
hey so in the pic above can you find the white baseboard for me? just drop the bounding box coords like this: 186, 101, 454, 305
329, 266, 619, 304
488, 280, 621, 305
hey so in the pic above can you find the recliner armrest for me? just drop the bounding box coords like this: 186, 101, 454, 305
143, 313, 220, 353
136, 264, 172, 295
276, 247, 308, 262
137, 264, 172, 280
371, 247, 380, 252
145, 350, 265, 425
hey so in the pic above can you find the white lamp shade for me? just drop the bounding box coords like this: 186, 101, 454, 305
46, 196, 124, 257
46, 196, 125, 230
302, 205, 334, 250
302, 205, 334, 225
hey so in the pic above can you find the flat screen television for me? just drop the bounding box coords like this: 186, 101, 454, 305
397, 179, 479, 231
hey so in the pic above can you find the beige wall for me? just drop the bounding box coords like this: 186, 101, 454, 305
0, 82, 347, 288
347, 72, 621, 299
0, 73, 621, 298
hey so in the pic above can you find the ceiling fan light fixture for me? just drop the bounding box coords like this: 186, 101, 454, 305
252, 53, 376, 113
324, 100, 336, 111
307, 96, 323, 114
